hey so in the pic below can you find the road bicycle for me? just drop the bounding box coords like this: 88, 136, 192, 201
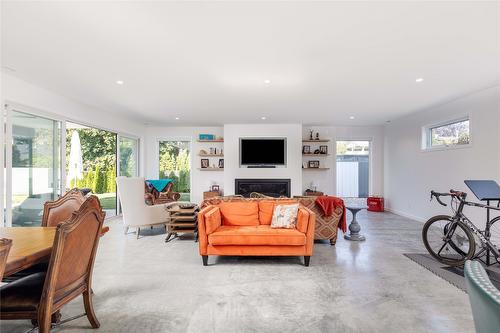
422, 189, 500, 266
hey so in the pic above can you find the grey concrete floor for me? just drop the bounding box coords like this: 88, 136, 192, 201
1, 211, 475, 333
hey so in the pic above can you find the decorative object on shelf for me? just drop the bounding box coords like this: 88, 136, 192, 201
309, 130, 314, 140
199, 134, 215, 140
218, 159, 224, 169
199, 149, 207, 155
211, 184, 220, 192
209, 147, 215, 154
308, 160, 320, 168
314, 149, 320, 154
311, 181, 318, 192
201, 159, 209, 168
302, 145, 311, 154
319, 145, 328, 154
315, 132, 320, 140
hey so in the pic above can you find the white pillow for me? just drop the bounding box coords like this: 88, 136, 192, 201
271, 203, 300, 229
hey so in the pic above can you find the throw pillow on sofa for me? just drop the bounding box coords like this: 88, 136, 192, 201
271, 204, 300, 229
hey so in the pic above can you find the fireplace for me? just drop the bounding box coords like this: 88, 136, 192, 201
235, 179, 291, 198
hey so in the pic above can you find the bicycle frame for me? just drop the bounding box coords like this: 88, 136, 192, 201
451, 198, 500, 259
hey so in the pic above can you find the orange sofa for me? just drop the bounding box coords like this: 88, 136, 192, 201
198, 200, 316, 266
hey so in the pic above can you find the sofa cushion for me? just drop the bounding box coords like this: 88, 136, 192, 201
271, 203, 300, 229
208, 225, 306, 246
205, 207, 222, 234
219, 202, 259, 226
258, 200, 298, 225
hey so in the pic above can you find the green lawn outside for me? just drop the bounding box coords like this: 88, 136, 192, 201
96, 193, 117, 210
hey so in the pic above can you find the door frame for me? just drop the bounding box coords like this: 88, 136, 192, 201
334, 138, 373, 198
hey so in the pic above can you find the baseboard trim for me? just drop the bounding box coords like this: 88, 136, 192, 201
385, 208, 426, 223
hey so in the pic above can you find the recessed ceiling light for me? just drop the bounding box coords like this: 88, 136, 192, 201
264, 79, 271, 84
349, 116, 355, 120
261, 116, 267, 120
116, 80, 124, 85
175, 117, 180, 120
415, 78, 424, 83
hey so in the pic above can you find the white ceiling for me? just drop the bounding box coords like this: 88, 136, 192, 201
2, 1, 499, 126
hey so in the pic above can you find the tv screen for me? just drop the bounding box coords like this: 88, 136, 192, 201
240, 138, 286, 166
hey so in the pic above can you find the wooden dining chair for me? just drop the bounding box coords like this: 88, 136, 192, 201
0, 238, 13, 281
42, 188, 86, 227
0, 195, 106, 333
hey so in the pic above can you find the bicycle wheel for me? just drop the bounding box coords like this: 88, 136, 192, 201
488, 216, 500, 252
422, 215, 475, 266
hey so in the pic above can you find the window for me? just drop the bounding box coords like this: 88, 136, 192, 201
336, 141, 370, 198
425, 118, 470, 149
158, 140, 191, 201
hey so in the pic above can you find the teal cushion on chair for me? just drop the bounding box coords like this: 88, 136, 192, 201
464, 260, 500, 333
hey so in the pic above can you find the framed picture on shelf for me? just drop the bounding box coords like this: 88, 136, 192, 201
218, 158, 224, 169
319, 145, 328, 154
201, 159, 209, 168
211, 185, 220, 192
302, 145, 311, 154
308, 160, 320, 168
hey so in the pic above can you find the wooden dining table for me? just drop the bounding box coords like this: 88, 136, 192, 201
0, 227, 56, 277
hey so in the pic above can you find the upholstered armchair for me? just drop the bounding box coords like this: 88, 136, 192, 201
464, 260, 500, 333
117, 177, 175, 238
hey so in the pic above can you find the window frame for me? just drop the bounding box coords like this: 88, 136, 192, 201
422, 116, 471, 152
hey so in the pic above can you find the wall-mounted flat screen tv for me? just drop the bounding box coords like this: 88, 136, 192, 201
240, 138, 286, 166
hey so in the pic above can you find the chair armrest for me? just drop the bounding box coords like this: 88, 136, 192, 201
198, 205, 218, 255
297, 207, 310, 233
145, 204, 170, 224
299, 206, 316, 256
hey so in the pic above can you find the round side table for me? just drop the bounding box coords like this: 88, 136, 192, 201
344, 206, 367, 241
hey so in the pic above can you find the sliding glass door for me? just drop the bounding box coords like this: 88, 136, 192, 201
66, 122, 117, 218
10, 111, 61, 227
3, 105, 138, 226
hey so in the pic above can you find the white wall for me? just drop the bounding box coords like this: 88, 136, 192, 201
302, 126, 385, 196
384, 85, 500, 224
144, 126, 224, 204
1, 73, 146, 174
223, 124, 303, 197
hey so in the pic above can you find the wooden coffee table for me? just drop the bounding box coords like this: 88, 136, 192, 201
165, 204, 199, 242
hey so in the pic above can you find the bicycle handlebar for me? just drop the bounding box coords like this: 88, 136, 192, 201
430, 189, 467, 207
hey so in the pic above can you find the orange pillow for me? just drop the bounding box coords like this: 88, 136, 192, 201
219, 201, 259, 226
205, 207, 222, 234
258, 200, 276, 225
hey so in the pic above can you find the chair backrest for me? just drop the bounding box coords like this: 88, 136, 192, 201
464, 260, 500, 333
116, 177, 148, 226
0, 238, 13, 280
42, 189, 85, 227
41, 195, 105, 309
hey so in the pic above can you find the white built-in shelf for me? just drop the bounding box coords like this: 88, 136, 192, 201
302, 154, 330, 157
198, 154, 224, 157
198, 168, 224, 171
302, 168, 330, 170
302, 139, 330, 143
197, 139, 224, 143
